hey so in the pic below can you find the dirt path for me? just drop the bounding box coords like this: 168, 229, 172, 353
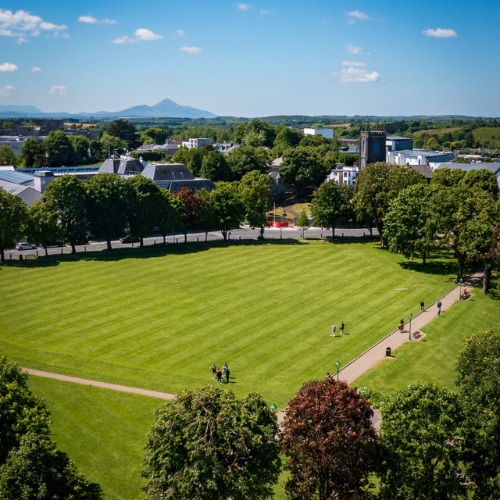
23, 273, 481, 427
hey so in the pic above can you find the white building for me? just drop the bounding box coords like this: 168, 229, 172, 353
386, 149, 454, 166
303, 128, 334, 139
326, 164, 359, 186
181, 138, 212, 149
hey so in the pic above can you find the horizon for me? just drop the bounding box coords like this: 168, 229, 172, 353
1, 1, 499, 117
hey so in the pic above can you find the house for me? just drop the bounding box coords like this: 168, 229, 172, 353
181, 138, 212, 149
268, 157, 287, 197
326, 164, 359, 187
141, 163, 215, 193
99, 157, 146, 176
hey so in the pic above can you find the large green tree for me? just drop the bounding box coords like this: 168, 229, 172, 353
379, 382, 467, 500
69, 135, 92, 165
43, 175, 88, 254
200, 150, 232, 181
239, 170, 272, 239
25, 199, 62, 256
353, 162, 425, 246
85, 174, 129, 251
142, 386, 281, 499
107, 119, 139, 149
0, 188, 28, 261
0, 145, 18, 167
140, 127, 169, 145
456, 327, 500, 498
383, 183, 433, 264
156, 189, 184, 244
459, 168, 499, 198
175, 187, 206, 243
44, 130, 73, 167
20, 138, 47, 168
279, 146, 328, 198
310, 180, 353, 238
124, 175, 163, 247
280, 378, 380, 499
206, 181, 245, 242
226, 146, 269, 180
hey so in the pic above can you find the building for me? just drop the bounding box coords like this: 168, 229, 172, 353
359, 127, 386, 169
141, 163, 215, 193
386, 136, 413, 152
387, 149, 454, 166
181, 138, 212, 149
303, 128, 334, 139
326, 164, 359, 187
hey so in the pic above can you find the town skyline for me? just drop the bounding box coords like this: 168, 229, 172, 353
1, 1, 499, 118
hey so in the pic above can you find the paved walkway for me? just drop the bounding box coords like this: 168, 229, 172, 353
23, 272, 481, 428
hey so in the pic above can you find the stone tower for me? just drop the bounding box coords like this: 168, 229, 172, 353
359, 123, 386, 169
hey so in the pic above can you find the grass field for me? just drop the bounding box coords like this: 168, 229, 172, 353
2, 238, 495, 499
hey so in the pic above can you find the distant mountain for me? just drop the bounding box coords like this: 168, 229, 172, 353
0, 99, 217, 119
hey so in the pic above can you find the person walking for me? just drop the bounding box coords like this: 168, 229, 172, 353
225, 367, 230, 383
340, 321, 345, 335
420, 300, 425, 311
437, 300, 442, 317
211, 363, 216, 379
331, 324, 337, 337
216, 368, 222, 383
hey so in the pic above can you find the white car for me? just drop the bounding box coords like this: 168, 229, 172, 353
16, 242, 37, 250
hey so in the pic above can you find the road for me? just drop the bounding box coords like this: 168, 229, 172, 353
7, 225, 378, 260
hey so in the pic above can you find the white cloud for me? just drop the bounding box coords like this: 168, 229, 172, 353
173, 29, 185, 38
135, 28, 162, 41
341, 60, 366, 67
78, 15, 116, 25
31, 66, 42, 73
0, 62, 20, 72
0, 85, 15, 96
50, 85, 67, 95
345, 10, 370, 24
238, 3, 252, 11
114, 28, 162, 44
422, 28, 457, 38
260, 9, 271, 15
337, 67, 380, 83
346, 43, 363, 55
179, 46, 203, 55
0, 8, 67, 41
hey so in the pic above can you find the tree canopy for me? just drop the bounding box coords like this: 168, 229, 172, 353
0, 188, 28, 261
239, 170, 272, 238
142, 385, 281, 499
280, 378, 380, 499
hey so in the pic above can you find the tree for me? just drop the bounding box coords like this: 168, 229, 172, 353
0, 357, 51, 465
0, 432, 100, 499
107, 119, 139, 149
98, 132, 128, 157
25, 200, 62, 256
142, 386, 281, 499
206, 182, 245, 242
239, 118, 276, 148
280, 378, 381, 499
430, 167, 465, 188
200, 150, 232, 181
460, 169, 499, 198
43, 175, 88, 254
70, 135, 91, 165
44, 130, 73, 167
175, 187, 207, 243
226, 146, 269, 180
310, 180, 353, 238
239, 170, 272, 239
279, 146, 328, 198
0, 145, 18, 167
124, 176, 163, 247
379, 382, 466, 500
353, 163, 425, 246
140, 127, 169, 145
456, 327, 500, 498
21, 138, 47, 168
0, 188, 28, 261
85, 174, 129, 251
272, 125, 301, 155
296, 209, 310, 238
383, 183, 433, 264
156, 189, 184, 244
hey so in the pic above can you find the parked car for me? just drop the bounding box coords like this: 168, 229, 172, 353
120, 235, 140, 243
16, 242, 37, 250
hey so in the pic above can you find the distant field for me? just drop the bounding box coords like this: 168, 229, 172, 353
1, 239, 470, 498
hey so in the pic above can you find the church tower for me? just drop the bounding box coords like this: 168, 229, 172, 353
359, 123, 386, 169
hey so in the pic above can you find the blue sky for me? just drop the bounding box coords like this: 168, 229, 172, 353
0, 0, 499, 117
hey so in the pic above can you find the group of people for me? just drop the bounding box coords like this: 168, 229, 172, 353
330, 321, 345, 337
210, 362, 230, 383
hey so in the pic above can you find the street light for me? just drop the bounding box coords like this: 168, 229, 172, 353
408, 313, 413, 341
458, 278, 463, 300
335, 360, 341, 382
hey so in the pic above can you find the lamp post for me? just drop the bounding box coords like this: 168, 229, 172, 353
458, 278, 463, 300
408, 313, 413, 341
335, 360, 341, 382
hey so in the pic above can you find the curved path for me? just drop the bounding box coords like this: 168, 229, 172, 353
23, 273, 481, 426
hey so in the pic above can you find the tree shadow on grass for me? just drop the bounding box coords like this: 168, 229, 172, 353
398, 259, 458, 277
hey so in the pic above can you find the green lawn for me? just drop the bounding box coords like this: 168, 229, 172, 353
1, 239, 489, 499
